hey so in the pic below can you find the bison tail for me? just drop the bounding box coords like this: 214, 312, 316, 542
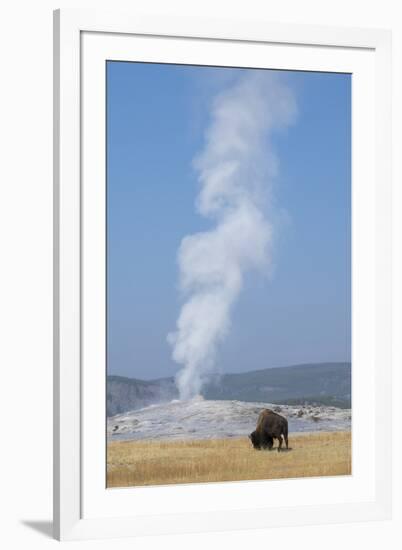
283, 423, 289, 449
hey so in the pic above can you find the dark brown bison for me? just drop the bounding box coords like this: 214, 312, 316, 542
249, 409, 288, 452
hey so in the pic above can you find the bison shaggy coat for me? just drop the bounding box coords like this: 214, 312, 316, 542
249, 409, 289, 452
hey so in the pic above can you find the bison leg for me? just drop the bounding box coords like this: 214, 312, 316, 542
277, 435, 283, 452
284, 426, 289, 449
261, 435, 273, 450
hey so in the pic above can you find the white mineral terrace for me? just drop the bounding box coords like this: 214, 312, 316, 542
107, 396, 351, 441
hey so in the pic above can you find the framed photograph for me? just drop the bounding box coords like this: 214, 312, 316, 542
53, 9, 392, 541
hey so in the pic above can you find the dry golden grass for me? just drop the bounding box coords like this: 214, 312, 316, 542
107, 431, 351, 488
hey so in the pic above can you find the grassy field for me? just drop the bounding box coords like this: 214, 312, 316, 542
107, 431, 351, 488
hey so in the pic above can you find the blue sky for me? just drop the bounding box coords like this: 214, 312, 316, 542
107, 62, 351, 379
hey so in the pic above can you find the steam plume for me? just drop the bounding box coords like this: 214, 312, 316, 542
168, 71, 296, 400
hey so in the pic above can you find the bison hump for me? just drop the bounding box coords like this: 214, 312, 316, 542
256, 408, 287, 432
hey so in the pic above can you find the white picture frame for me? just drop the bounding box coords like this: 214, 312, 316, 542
53, 8, 392, 541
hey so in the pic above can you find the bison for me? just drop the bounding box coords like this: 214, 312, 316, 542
249, 408, 289, 452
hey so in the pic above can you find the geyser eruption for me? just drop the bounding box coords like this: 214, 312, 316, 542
168, 71, 297, 400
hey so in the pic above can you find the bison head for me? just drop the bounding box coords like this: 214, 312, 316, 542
249, 430, 261, 450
